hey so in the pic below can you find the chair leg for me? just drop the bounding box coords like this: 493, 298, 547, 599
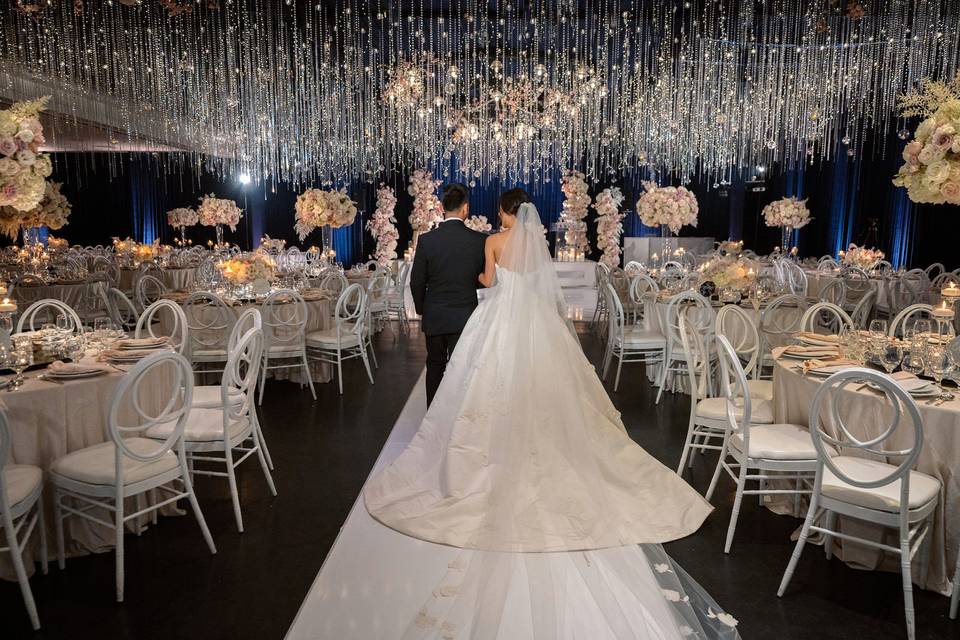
224, 448, 244, 533
793, 478, 802, 518
257, 355, 267, 405
114, 497, 125, 602
723, 464, 748, 554
613, 354, 625, 392
54, 490, 66, 571
602, 346, 614, 380
135, 494, 144, 536
301, 353, 317, 400
253, 411, 274, 471
704, 441, 727, 504
368, 336, 379, 369
676, 416, 698, 475
899, 528, 917, 640
254, 430, 278, 497
29, 502, 46, 581
4, 511, 40, 630
336, 350, 344, 395
360, 346, 375, 385
778, 496, 821, 597
181, 467, 217, 555
950, 542, 960, 619
824, 511, 836, 560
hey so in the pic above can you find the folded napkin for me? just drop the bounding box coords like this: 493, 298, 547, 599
47, 360, 111, 376
115, 336, 170, 349
888, 371, 937, 393
782, 344, 840, 357
101, 347, 167, 360
801, 358, 860, 374
798, 332, 840, 345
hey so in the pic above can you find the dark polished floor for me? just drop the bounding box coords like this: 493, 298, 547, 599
1, 327, 957, 639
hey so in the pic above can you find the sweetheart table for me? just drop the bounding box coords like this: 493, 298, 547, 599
772, 355, 958, 594
0, 351, 179, 581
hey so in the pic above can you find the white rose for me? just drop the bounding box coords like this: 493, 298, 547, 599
918, 144, 943, 165
16, 149, 35, 167
15, 128, 34, 144
0, 157, 20, 177
927, 160, 952, 183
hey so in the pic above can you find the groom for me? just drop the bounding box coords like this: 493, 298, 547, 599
410, 183, 487, 406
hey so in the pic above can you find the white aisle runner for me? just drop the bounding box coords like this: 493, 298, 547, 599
285, 374, 700, 640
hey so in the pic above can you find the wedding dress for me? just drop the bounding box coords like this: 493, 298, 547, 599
364, 205, 739, 639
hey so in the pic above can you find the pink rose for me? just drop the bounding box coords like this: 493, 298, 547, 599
903, 141, 922, 165
941, 180, 960, 203
0, 137, 16, 157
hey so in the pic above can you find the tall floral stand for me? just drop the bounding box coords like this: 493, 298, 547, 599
21, 227, 42, 249
660, 224, 675, 262
321, 225, 335, 265
215, 224, 225, 247
180, 227, 188, 245
780, 225, 794, 256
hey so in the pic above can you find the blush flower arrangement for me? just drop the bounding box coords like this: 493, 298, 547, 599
593, 186, 625, 268
367, 184, 400, 265
636, 181, 698, 234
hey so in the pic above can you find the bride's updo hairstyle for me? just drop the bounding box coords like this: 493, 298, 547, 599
498, 188, 530, 216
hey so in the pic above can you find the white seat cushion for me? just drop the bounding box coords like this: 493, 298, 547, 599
191, 385, 245, 409
4, 464, 42, 508
747, 379, 774, 401
192, 348, 228, 360
730, 424, 829, 460
696, 396, 775, 424
51, 439, 178, 487
266, 344, 305, 356
617, 328, 666, 348
146, 408, 250, 444
821, 456, 942, 512
306, 328, 361, 348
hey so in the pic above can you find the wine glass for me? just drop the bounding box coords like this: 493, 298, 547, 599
914, 318, 932, 340
927, 345, 954, 401
868, 319, 888, 339
9, 344, 33, 390
55, 313, 72, 334
902, 352, 925, 377
879, 342, 904, 374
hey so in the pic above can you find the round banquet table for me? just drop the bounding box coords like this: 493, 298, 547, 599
163, 293, 335, 384
117, 266, 198, 293
772, 355, 958, 594
0, 350, 178, 581
12, 280, 110, 318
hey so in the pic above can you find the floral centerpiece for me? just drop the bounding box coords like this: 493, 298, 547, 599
167, 207, 198, 229
47, 236, 68, 252
0, 181, 71, 243
636, 181, 698, 259
560, 169, 591, 255
294, 187, 357, 246
762, 196, 811, 252
259, 235, 286, 253
718, 239, 744, 256
113, 237, 161, 266
367, 184, 399, 266
198, 194, 243, 246
593, 186, 625, 268
840, 243, 884, 270
893, 75, 960, 204
219, 253, 276, 285
699, 256, 758, 295
0, 97, 52, 214
464, 215, 492, 233
408, 169, 443, 236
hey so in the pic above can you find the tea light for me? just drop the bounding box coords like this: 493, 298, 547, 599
941, 282, 960, 304
933, 300, 955, 319
0, 298, 17, 313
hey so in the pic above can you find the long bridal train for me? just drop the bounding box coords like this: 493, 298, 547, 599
357, 205, 739, 638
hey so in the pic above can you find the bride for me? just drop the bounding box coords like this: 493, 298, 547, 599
364, 191, 739, 639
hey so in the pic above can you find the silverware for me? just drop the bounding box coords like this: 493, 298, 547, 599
38, 375, 64, 385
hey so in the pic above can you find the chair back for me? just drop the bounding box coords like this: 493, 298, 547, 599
624, 260, 644, 275
818, 277, 847, 307
16, 299, 84, 334
628, 273, 659, 327
605, 283, 627, 340
91, 257, 120, 287
319, 271, 348, 296
222, 327, 265, 429
260, 289, 309, 353
136, 299, 189, 354
664, 290, 715, 351
107, 351, 194, 469
850, 288, 877, 329
715, 334, 754, 445
760, 294, 808, 353
135, 274, 167, 311
106, 287, 139, 330
182, 291, 237, 356
925, 262, 946, 280
716, 304, 762, 379
931, 271, 960, 290
800, 302, 854, 335
888, 303, 934, 338
0, 406, 13, 519
228, 308, 262, 354
809, 368, 923, 497
678, 309, 712, 403
334, 283, 367, 339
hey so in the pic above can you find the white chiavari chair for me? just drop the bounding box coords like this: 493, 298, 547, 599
799, 302, 854, 335
888, 303, 934, 338
777, 368, 941, 640
318, 270, 348, 297
0, 405, 46, 630
16, 299, 84, 334
601, 283, 665, 392
134, 274, 167, 312
591, 262, 611, 336
385, 260, 412, 335
706, 335, 824, 553
258, 289, 316, 404
51, 351, 216, 601
148, 327, 275, 534
758, 294, 808, 378
850, 287, 878, 330
925, 262, 946, 281
105, 287, 139, 331
656, 290, 716, 403
182, 291, 237, 375
716, 304, 773, 400
135, 299, 189, 354
627, 272, 659, 326
306, 283, 374, 395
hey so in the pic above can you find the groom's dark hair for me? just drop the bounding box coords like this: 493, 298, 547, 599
499, 188, 530, 215
442, 183, 470, 213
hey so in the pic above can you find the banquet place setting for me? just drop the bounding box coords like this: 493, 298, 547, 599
5, 2, 960, 640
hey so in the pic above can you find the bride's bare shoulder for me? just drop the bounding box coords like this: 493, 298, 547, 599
485, 228, 510, 247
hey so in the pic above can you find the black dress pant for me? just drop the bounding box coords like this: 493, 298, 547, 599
425, 332, 461, 406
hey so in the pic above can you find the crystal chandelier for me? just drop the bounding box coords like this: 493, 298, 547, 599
0, 0, 957, 188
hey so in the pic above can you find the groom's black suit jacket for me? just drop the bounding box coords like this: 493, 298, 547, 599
410, 219, 487, 336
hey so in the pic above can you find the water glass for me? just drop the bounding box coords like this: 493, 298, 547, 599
902, 352, 925, 377
10, 345, 33, 389
55, 313, 72, 333
914, 318, 932, 339
927, 345, 953, 398
879, 342, 903, 374
868, 319, 888, 339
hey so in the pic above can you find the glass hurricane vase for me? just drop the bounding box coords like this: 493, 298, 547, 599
180, 226, 188, 246
322, 225, 335, 265
660, 224, 675, 263
215, 224, 224, 247
780, 225, 793, 256
21, 226, 41, 249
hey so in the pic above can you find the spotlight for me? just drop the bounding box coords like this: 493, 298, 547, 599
238, 173, 251, 185
756, 165, 766, 174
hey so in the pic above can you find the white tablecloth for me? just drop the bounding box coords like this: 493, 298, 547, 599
118, 267, 198, 293
773, 357, 957, 594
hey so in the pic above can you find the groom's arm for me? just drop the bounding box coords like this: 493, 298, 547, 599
410, 244, 427, 316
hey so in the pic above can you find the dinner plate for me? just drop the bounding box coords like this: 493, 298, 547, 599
45, 369, 108, 380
